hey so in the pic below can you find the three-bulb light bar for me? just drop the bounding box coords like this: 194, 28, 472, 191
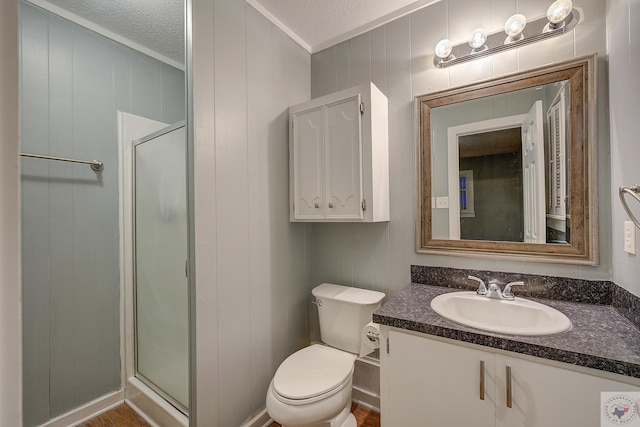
434, 0, 578, 68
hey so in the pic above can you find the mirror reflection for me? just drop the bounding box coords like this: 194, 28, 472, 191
416, 55, 598, 264
430, 81, 571, 244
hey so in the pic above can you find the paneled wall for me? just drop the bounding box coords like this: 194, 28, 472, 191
190, 1, 311, 425
0, 0, 21, 425
310, 0, 612, 312
608, 0, 640, 297
20, 3, 185, 425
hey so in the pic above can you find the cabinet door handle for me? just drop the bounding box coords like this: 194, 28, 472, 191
506, 365, 512, 408
315, 203, 320, 208
328, 203, 334, 208
479, 360, 485, 400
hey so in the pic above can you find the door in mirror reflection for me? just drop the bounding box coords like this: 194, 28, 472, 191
457, 126, 523, 241
522, 100, 545, 244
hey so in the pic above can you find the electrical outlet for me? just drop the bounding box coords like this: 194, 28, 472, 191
624, 221, 636, 255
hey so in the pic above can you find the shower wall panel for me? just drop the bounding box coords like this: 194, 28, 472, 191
20, 2, 185, 426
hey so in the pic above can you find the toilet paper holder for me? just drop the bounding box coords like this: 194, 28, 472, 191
360, 322, 381, 358
365, 330, 380, 343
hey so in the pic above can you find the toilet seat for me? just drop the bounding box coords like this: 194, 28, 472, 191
272, 344, 355, 405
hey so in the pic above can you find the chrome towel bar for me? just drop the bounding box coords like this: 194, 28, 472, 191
20, 152, 104, 171
619, 185, 640, 229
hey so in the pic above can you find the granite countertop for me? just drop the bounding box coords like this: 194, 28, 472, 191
373, 283, 640, 379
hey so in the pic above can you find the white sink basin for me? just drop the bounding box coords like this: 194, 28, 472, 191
430, 291, 571, 336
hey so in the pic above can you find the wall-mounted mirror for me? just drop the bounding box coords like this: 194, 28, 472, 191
416, 54, 598, 264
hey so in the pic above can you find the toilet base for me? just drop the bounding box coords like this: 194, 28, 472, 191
280, 401, 356, 427
266, 371, 355, 427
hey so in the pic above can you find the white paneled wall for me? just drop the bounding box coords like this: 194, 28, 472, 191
190, 0, 311, 425
608, 0, 640, 297
310, 0, 612, 313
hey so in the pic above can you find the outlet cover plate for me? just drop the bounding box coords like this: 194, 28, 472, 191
624, 220, 636, 255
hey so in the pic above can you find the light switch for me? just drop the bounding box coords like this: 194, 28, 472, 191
436, 197, 449, 209
624, 221, 636, 255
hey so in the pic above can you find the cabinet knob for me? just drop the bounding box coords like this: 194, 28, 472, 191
315, 203, 320, 208
328, 203, 334, 208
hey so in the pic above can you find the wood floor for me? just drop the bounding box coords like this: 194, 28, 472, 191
84, 402, 380, 427
270, 403, 380, 427
78, 404, 151, 427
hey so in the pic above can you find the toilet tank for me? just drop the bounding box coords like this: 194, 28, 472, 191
312, 283, 385, 354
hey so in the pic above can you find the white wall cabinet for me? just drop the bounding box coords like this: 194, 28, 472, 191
289, 82, 389, 222
380, 328, 640, 427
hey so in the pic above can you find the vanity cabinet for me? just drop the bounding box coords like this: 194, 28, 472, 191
382, 329, 495, 427
289, 82, 389, 222
381, 328, 640, 427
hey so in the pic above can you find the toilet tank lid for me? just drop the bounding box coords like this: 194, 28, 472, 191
312, 283, 385, 305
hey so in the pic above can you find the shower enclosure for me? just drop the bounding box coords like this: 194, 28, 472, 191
132, 122, 189, 413
19, 0, 188, 423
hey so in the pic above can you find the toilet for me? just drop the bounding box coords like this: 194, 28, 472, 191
266, 283, 385, 427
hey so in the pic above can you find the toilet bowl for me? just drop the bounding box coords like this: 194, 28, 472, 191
266, 345, 356, 427
266, 284, 385, 427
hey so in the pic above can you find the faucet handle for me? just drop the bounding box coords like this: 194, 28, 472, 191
468, 275, 487, 295
502, 281, 524, 299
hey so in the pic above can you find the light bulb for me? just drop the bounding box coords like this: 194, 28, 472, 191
547, 0, 573, 25
435, 39, 453, 59
504, 14, 527, 39
468, 28, 487, 49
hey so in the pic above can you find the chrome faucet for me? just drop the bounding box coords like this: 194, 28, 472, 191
502, 281, 525, 299
467, 276, 524, 300
468, 275, 487, 296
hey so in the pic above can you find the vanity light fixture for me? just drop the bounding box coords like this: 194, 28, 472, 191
547, 0, 574, 29
468, 28, 488, 50
435, 38, 453, 59
504, 14, 527, 41
434, 0, 578, 68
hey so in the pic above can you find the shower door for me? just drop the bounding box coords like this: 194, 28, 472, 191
133, 123, 188, 411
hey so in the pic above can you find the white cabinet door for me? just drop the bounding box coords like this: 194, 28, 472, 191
292, 107, 325, 219
495, 355, 640, 427
325, 95, 363, 219
384, 330, 496, 427
289, 82, 389, 222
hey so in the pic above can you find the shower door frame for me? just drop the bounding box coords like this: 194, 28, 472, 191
131, 121, 189, 416
118, 112, 188, 427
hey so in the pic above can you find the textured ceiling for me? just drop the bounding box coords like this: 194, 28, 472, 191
251, 0, 431, 51
41, 0, 185, 64
37, 0, 433, 65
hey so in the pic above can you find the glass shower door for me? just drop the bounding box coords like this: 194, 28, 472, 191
133, 123, 188, 411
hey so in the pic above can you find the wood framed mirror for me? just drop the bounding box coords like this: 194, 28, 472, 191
416, 54, 598, 264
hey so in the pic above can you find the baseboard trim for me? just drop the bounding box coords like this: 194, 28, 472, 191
240, 408, 273, 427
39, 389, 125, 427
351, 386, 380, 412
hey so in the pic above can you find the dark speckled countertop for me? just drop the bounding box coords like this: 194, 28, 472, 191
373, 283, 640, 379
